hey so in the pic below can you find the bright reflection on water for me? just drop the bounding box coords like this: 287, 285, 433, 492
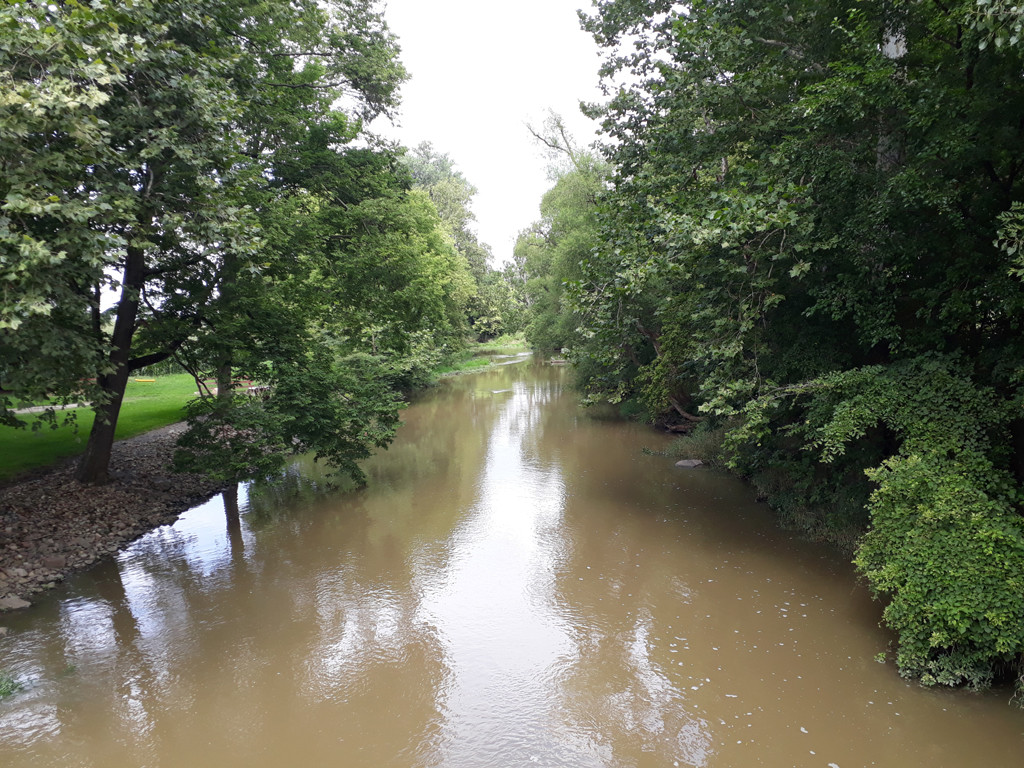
1, 360, 1022, 768
417, 377, 579, 766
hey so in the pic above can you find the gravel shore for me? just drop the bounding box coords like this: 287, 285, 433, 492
0, 424, 226, 610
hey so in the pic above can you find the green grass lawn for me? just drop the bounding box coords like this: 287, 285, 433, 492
0, 374, 198, 482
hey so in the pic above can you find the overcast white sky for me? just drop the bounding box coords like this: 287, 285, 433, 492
373, 0, 605, 266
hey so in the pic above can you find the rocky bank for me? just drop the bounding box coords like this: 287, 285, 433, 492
0, 424, 226, 610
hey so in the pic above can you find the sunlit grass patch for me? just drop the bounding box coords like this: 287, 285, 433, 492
0, 373, 198, 481
434, 356, 494, 376
474, 332, 528, 354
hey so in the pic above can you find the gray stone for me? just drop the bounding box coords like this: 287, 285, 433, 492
0, 596, 31, 611
41, 555, 66, 570
674, 459, 704, 469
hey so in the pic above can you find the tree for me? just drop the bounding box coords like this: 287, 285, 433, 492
73, 0, 259, 483
145, 3, 477, 484
173, 151, 443, 486
514, 152, 605, 354
400, 142, 517, 340
2, 0, 413, 484
575, 0, 1024, 689
1, 0, 139, 425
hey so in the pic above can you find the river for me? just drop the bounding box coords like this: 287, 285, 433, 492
0, 358, 1021, 767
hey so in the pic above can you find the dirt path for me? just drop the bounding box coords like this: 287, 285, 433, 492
0, 423, 226, 610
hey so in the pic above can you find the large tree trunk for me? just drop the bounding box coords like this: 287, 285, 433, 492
76, 245, 145, 484
216, 355, 233, 406
215, 251, 238, 408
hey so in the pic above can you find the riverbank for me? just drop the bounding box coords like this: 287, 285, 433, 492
0, 423, 226, 610
0, 349, 534, 610
434, 335, 531, 377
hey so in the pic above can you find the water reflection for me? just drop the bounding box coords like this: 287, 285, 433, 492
1, 361, 1023, 768
417, 377, 581, 767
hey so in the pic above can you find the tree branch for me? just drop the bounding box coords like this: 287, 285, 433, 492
669, 397, 704, 422
127, 336, 186, 372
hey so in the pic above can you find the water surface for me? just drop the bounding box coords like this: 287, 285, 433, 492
1, 361, 1021, 767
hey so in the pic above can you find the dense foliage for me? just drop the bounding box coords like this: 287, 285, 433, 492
512, 117, 606, 354
402, 142, 523, 340
0, 0, 473, 485
562, 0, 1024, 690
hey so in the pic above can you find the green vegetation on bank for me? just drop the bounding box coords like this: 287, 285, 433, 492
513, 0, 1024, 694
473, 333, 529, 355
511, 115, 605, 357
434, 334, 529, 376
434, 356, 494, 377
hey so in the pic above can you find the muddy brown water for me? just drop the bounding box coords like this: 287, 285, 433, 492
1, 360, 1022, 767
